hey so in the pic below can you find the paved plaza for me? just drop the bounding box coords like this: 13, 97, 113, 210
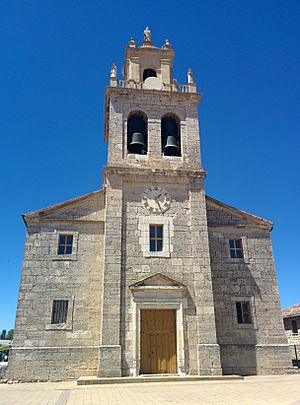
0, 375, 299, 405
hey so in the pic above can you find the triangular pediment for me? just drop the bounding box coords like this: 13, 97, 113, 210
23, 189, 105, 223
129, 273, 187, 290
206, 195, 273, 230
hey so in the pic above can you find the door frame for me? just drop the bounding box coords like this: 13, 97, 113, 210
131, 298, 187, 376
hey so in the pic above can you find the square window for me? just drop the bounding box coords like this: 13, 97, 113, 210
51, 300, 68, 324
139, 216, 173, 258
229, 239, 244, 258
149, 225, 163, 252
236, 301, 252, 324
57, 234, 73, 255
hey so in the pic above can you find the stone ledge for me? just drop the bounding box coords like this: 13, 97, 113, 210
77, 374, 243, 385
103, 165, 207, 178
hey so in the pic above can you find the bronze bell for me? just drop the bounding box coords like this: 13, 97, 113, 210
164, 135, 179, 156
129, 132, 146, 154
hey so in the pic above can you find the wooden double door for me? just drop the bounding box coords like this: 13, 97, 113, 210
140, 309, 177, 374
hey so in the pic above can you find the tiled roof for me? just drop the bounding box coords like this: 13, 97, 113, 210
282, 304, 300, 318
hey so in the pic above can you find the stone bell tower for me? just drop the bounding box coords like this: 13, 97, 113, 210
99, 28, 222, 377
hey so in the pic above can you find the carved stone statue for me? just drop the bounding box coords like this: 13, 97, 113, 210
110, 63, 117, 78
187, 68, 195, 84
143, 27, 151, 42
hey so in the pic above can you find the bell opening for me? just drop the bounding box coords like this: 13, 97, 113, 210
161, 115, 181, 157
143, 68, 157, 81
127, 113, 148, 155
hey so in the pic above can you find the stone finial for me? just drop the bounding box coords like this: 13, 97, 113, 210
162, 39, 171, 49
187, 68, 195, 84
110, 63, 117, 78
143, 26, 151, 42
128, 37, 137, 48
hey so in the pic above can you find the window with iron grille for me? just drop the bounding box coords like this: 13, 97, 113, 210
236, 301, 252, 324
51, 300, 68, 324
149, 225, 163, 252
229, 239, 244, 258
57, 234, 73, 255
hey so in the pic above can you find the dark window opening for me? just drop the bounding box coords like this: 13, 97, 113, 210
58, 234, 73, 255
229, 239, 244, 258
51, 300, 68, 324
236, 301, 252, 324
143, 68, 157, 81
161, 115, 181, 156
292, 320, 298, 334
149, 225, 163, 252
292, 359, 300, 368
127, 113, 148, 155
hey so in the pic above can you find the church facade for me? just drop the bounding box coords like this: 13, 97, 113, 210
8, 30, 291, 381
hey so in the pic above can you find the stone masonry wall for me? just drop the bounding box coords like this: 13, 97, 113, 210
207, 199, 290, 375
8, 192, 105, 381
119, 174, 221, 376
101, 87, 220, 377
107, 90, 202, 171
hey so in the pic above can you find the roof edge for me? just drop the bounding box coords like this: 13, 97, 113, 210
282, 303, 300, 319
206, 195, 273, 230
23, 188, 105, 222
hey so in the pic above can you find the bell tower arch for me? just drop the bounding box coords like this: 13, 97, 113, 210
161, 113, 181, 156
105, 32, 202, 171
127, 111, 148, 155
99, 28, 222, 378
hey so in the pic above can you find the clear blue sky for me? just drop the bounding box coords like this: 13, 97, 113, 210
1, 1, 299, 330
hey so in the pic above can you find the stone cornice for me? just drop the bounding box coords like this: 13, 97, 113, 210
103, 165, 207, 180
105, 86, 202, 100
125, 45, 175, 59
27, 219, 104, 225
207, 224, 271, 231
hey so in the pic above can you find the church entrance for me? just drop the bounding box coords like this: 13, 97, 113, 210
140, 309, 177, 374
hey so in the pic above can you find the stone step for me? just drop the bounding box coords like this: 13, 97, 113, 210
77, 374, 243, 385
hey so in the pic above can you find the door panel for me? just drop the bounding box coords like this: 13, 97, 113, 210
140, 309, 177, 374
